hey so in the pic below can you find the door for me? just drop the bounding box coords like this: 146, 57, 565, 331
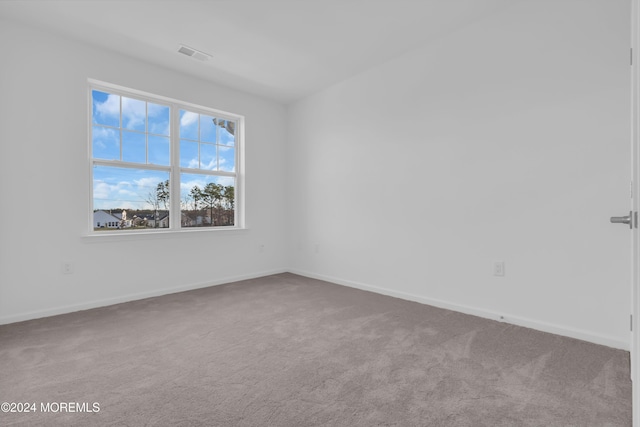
632, 1, 640, 425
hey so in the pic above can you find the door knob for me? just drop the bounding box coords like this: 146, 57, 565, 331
610, 211, 633, 229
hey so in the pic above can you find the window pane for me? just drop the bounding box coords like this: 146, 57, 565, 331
148, 103, 170, 136
180, 174, 235, 227
200, 143, 216, 170
92, 125, 120, 160
219, 119, 235, 146
122, 97, 146, 131
180, 140, 199, 168
219, 146, 235, 172
180, 110, 198, 140
92, 90, 120, 127
149, 135, 169, 166
200, 114, 217, 143
122, 131, 146, 163
93, 165, 170, 231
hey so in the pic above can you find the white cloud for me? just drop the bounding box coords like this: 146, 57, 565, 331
92, 126, 118, 150
180, 111, 198, 127
122, 97, 146, 130
180, 178, 208, 191
94, 180, 142, 209
187, 158, 199, 169
94, 126, 117, 139
93, 181, 111, 200
201, 158, 216, 170
94, 170, 170, 210
218, 176, 234, 187
148, 103, 166, 117
95, 94, 120, 118
134, 177, 161, 191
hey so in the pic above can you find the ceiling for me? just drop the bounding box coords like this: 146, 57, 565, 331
0, 0, 513, 104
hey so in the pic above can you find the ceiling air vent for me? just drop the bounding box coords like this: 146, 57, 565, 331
177, 44, 211, 62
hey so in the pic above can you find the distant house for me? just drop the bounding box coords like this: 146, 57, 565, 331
181, 213, 195, 227
180, 213, 212, 227
157, 215, 169, 228
93, 210, 122, 229
147, 214, 169, 228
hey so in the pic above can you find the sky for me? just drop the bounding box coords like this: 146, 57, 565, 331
92, 90, 236, 211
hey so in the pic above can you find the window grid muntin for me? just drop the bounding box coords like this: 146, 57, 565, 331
92, 93, 171, 165
179, 110, 237, 173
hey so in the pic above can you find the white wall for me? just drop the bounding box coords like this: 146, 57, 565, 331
287, 0, 632, 349
0, 1, 633, 351
0, 19, 288, 323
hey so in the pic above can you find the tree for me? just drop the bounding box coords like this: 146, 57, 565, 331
185, 185, 204, 226
145, 192, 160, 228
221, 185, 235, 225
157, 180, 169, 210
222, 185, 234, 210
189, 186, 202, 211
200, 182, 222, 225
146, 179, 169, 228
184, 183, 234, 227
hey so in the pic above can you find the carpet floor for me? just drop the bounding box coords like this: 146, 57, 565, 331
0, 273, 632, 426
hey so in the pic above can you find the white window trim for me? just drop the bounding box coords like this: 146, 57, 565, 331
87, 79, 245, 236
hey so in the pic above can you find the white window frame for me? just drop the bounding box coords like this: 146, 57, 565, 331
87, 79, 244, 235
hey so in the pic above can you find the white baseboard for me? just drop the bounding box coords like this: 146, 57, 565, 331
289, 269, 630, 351
2, 267, 630, 351
0, 268, 288, 326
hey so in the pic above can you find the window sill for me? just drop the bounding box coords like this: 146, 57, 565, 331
82, 226, 248, 243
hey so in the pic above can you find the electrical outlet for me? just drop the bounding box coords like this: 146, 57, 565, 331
493, 261, 505, 277
61, 262, 74, 275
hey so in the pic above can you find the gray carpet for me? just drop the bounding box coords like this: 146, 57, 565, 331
0, 273, 631, 426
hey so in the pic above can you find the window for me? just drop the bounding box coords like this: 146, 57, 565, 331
89, 81, 242, 233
